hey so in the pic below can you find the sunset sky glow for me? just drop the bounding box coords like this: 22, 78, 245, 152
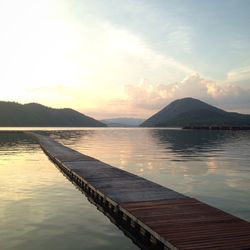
0, 0, 250, 119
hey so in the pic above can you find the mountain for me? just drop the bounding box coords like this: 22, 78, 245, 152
101, 118, 145, 127
141, 97, 250, 127
0, 101, 106, 127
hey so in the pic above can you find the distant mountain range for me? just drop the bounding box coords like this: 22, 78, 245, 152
141, 97, 250, 127
101, 118, 145, 127
2, 98, 250, 128
0, 101, 106, 127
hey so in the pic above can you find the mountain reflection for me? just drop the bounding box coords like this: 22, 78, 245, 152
46, 130, 96, 145
0, 132, 37, 152
0, 128, 249, 221
151, 129, 228, 154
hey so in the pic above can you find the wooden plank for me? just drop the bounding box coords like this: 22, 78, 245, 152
29, 133, 98, 162
120, 199, 250, 249
26, 132, 250, 250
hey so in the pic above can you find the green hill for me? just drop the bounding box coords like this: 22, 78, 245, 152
141, 97, 250, 127
0, 101, 106, 127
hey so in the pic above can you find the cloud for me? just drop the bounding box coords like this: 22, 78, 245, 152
166, 26, 193, 54
227, 67, 250, 85
1, 1, 249, 119
124, 73, 250, 114
1, 11, 196, 114
0, 1, 195, 104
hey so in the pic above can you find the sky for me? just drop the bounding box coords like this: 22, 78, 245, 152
0, 0, 250, 119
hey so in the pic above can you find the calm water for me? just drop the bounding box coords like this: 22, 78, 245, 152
0, 132, 138, 250
1, 128, 250, 249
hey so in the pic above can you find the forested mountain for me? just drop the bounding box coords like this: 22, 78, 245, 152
141, 98, 250, 127
0, 101, 106, 127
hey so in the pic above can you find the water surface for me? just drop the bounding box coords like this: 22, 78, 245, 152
49, 128, 250, 221
1, 128, 250, 250
0, 132, 138, 250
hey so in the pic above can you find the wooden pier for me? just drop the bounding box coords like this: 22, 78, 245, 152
26, 132, 250, 250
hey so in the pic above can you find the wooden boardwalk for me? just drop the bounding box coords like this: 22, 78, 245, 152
26, 132, 250, 250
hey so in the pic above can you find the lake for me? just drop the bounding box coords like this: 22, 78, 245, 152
1, 128, 250, 249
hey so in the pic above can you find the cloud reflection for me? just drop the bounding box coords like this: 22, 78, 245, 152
49, 128, 250, 220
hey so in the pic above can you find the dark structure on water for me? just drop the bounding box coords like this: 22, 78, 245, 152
183, 126, 250, 130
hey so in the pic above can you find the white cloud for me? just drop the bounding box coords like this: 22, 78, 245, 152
1, 1, 249, 119
124, 73, 250, 114
227, 67, 250, 85
0, 3, 195, 112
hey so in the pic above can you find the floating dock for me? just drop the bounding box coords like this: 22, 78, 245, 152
26, 132, 250, 250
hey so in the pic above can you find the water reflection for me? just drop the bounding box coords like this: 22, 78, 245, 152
48, 129, 250, 221
152, 129, 250, 155
151, 129, 229, 158
0, 132, 37, 150
0, 132, 139, 250
47, 130, 96, 148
